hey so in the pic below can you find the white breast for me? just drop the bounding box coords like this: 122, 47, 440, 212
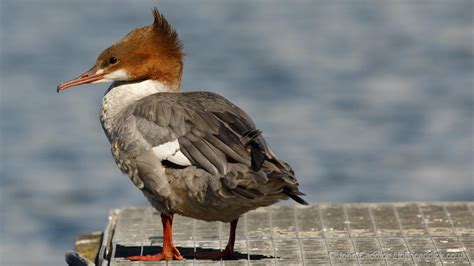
102, 80, 169, 118
100, 80, 170, 136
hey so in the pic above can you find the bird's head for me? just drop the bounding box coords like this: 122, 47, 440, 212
57, 7, 184, 92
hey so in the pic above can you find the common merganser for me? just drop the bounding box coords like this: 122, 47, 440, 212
57, 7, 307, 261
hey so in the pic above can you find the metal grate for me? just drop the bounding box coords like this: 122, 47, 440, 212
98, 202, 474, 265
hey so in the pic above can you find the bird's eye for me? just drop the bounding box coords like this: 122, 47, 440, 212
109, 57, 118, 65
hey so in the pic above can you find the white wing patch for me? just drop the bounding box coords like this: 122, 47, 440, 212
152, 139, 191, 166
167, 151, 191, 166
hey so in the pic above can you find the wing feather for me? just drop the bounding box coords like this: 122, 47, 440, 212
130, 92, 285, 180
156, 102, 172, 126
178, 136, 219, 175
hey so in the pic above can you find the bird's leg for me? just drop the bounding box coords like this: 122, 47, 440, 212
187, 219, 238, 260
127, 213, 183, 261
221, 219, 238, 256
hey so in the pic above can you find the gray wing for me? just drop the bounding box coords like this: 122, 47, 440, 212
185, 91, 287, 172
131, 91, 262, 176
124, 91, 306, 206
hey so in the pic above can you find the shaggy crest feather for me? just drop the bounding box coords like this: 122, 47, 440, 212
151, 7, 184, 59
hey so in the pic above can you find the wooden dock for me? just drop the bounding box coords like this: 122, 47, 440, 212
66, 202, 474, 265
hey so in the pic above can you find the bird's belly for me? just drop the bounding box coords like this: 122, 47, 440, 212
109, 146, 285, 222
169, 191, 282, 223
146, 166, 283, 222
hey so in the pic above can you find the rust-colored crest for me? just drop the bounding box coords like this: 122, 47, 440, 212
151, 7, 184, 60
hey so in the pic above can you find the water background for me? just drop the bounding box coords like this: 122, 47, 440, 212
1, 1, 473, 265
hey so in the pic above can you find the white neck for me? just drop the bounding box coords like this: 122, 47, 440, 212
100, 80, 172, 134
106, 79, 171, 96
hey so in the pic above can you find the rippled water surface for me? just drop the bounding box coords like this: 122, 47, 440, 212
1, 1, 473, 265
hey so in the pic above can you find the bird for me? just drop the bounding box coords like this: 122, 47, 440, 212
57, 7, 307, 261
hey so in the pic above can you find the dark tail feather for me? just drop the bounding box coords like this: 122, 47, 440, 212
242, 129, 266, 172
285, 191, 309, 205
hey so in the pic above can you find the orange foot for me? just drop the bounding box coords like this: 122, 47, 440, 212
127, 245, 183, 261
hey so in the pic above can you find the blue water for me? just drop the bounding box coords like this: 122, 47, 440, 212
1, 1, 473, 265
